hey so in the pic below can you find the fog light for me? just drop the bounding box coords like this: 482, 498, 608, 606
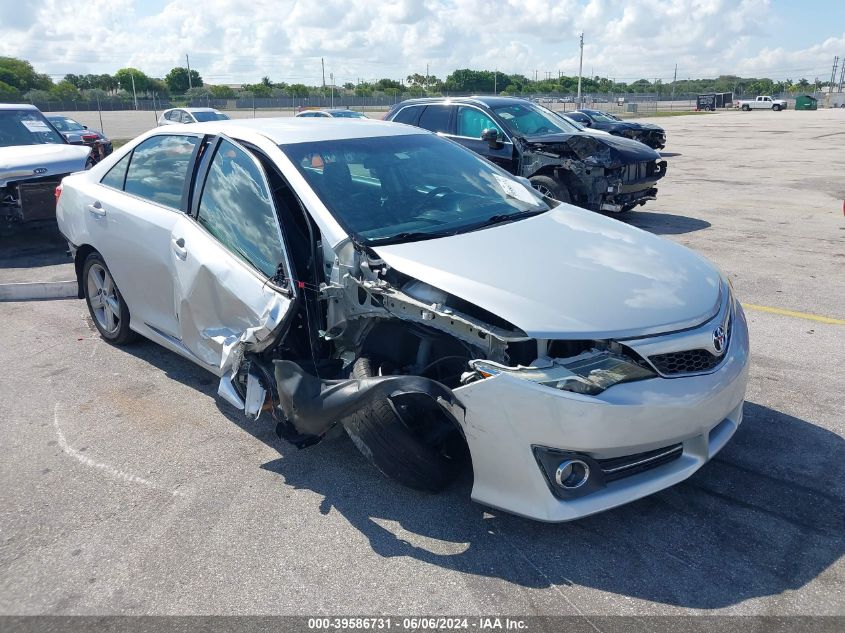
555, 459, 590, 489
532, 446, 606, 499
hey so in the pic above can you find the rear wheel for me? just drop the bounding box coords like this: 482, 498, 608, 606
742, 104, 750, 111
82, 252, 137, 345
529, 175, 571, 203
343, 356, 468, 492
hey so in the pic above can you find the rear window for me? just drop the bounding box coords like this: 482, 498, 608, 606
418, 105, 451, 134
391, 105, 423, 126
122, 135, 199, 208
191, 111, 230, 122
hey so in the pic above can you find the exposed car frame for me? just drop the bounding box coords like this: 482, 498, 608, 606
56, 119, 749, 522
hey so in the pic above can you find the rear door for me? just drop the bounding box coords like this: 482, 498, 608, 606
82, 133, 201, 338
169, 135, 296, 373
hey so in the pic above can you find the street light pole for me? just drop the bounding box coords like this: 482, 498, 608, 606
576, 32, 584, 104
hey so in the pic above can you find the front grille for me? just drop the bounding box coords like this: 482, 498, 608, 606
649, 348, 721, 375
597, 443, 683, 482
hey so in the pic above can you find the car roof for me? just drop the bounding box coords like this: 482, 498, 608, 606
158, 117, 427, 144
393, 95, 534, 109
0, 103, 39, 111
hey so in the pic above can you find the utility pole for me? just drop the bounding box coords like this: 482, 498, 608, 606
321, 58, 326, 89
330, 73, 334, 107
494, 69, 497, 94
839, 62, 845, 92
130, 72, 138, 110
576, 32, 584, 104
186, 54, 192, 90
672, 63, 677, 100
829, 56, 839, 94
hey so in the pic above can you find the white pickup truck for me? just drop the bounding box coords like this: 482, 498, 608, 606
736, 95, 788, 111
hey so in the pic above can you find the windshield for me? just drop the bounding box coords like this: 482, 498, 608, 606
330, 110, 366, 118
282, 133, 550, 245
491, 102, 580, 136
47, 117, 85, 132
0, 110, 66, 147
192, 111, 230, 122
583, 111, 617, 123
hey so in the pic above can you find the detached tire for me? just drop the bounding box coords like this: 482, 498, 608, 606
82, 251, 137, 345
529, 175, 571, 203
343, 356, 468, 492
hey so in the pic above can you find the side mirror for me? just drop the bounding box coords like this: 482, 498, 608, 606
481, 127, 501, 149
83, 125, 88, 129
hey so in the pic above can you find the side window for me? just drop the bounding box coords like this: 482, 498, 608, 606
391, 105, 423, 126
165, 110, 178, 121
180, 111, 194, 124
456, 107, 501, 138
417, 105, 451, 134
124, 135, 198, 208
100, 152, 131, 189
196, 139, 284, 279
569, 112, 589, 123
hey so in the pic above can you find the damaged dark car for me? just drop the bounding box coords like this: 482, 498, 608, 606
56, 118, 749, 522
386, 96, 666, 213
564, 109, 667, 150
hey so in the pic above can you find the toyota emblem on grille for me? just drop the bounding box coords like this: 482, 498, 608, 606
713, 326, 727, 354
33, 167, 48, 175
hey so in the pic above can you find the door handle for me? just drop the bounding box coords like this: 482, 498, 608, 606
87, 201, 106, 217
171, 237, 187, 259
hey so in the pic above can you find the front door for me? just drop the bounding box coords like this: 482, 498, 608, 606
450, 105, 517, 173
170, 135, 296, 374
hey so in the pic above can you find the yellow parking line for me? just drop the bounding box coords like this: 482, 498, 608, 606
742, 303, 845, 325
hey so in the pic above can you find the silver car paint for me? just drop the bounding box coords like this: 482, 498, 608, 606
373, 205, 722, 339
0, 144, 90, 187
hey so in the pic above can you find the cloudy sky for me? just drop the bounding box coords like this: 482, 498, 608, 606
2, 0, 843, 85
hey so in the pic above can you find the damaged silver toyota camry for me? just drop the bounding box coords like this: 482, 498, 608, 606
56, 118, 749, 521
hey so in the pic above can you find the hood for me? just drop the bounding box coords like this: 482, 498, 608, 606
373, 206, 722, 339
0, 144, 91, 187
523, 131, 660, 165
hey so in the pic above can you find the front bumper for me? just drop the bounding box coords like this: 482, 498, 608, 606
451, 303, 750, 522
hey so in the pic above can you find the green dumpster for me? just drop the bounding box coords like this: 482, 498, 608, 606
795, 95, 817, 110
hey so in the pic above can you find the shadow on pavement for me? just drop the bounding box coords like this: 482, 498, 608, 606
0, 224, 69, 269
622, 210, 711, 235
122, 338, 844, 609
660, 152, 682, 157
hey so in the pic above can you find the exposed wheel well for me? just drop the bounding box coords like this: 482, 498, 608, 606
73, 244, 97, 299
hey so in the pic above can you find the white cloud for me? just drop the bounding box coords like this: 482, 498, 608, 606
0, 0, 840, 84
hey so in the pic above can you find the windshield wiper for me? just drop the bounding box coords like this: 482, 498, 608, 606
366, 230, 456, 246
468, 209, 547, 232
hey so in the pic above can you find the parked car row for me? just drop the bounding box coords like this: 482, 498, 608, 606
51, 114, 749, 522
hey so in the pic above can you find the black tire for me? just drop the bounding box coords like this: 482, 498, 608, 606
82, 251, 137, 345
85, 155, 96, 169
529, 175, 571, 203
343, 356, 468, 492
772, 104, 781, 111
742, 104, 750, 111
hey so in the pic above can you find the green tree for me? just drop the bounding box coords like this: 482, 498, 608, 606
208, 85, 235, 99
164, 67, 202, 93
114, 68, 150, 95
285, 84, 310, 98
50, 80, 81, 101
0, 56, 53, 92
0, 80, 21, 101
